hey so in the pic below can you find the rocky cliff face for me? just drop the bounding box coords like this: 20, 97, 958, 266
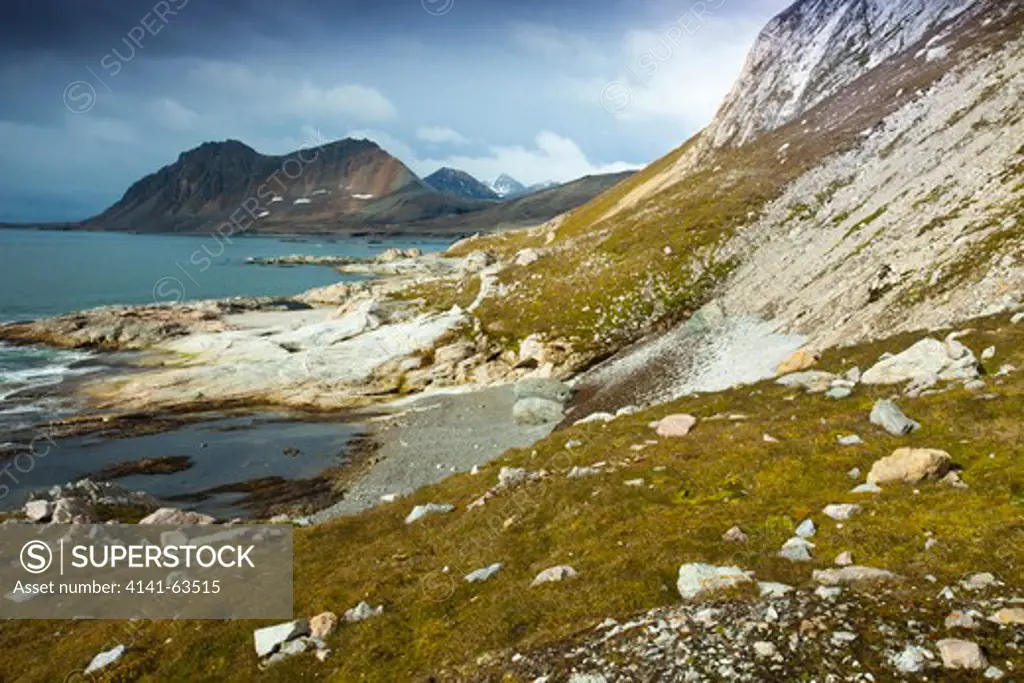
441, 0, 1023, 390
706, 0, 983, 148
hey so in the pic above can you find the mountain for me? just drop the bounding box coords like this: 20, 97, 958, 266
441, 0, 1022, 399
409, 171, 635, 233
82, 138, 484, 234
525, 180, 559, 194
705, 0, 981, 148
28, 141, 628, 237
423, 167, 500, 200
489, 173, 528, 198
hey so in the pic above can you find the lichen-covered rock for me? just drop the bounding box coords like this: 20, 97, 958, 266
867, 448, 952, 485
677, 563, 754, 599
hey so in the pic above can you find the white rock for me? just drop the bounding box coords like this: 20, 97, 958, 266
961, 572, 1000, 591
753, 641, 778, 658
575, 412, 615, 425
254, 621, 310, 658
795, 519, 816, 538
815, 586, 843, 600
758, 582, 794, 599
852, 482, 882, 494
85, 644, 126, 674
512, 397, 564, 426
838, 435, 864, 446
567, 466, 601, 479
138, 507, 216, 525
861, 338, 978, 385
722, 526, 749, 543
835, 551, 854, 566
831, 631, 858, 645
813, 566, 901, 585
891, 645, 933, 673
344, 601, 384, 623
778, 537, 814, 562
655, 414, 698, 437
985, 666, 1005, 680
870, 400, 920, 436
676, 563, 754, 600
404, 503, 455, 524
823, 504, 861, 521
531, 565, 579, 586
465, 562, 504, 583
981, 346, 996, 361
23, 500, 53, 522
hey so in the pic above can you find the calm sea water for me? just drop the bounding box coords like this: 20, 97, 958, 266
0, 228, 451, 433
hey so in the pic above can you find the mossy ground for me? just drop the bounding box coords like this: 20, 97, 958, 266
3, 310, 1023, 682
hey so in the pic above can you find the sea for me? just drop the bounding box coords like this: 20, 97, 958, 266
0, 228, 452, 437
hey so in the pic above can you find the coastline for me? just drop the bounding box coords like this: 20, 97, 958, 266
0, 244, 563, 525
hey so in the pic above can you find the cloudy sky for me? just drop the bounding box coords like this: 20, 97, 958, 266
0, 0, 793, 222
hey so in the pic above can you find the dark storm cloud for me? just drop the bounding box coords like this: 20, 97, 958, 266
0, 0, 794, 222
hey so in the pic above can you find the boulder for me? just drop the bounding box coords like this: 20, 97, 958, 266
51, 498, 93, 524
812, 566, 901, 585
23, 500, 53, 522
344, 602, 383, 623
676, 563, 754, 599
404, 503, 455, 524
870, 399, 920, 436
779, 537, 814, 562
514, 248, 541, 266
758, 582, 794, 599
512, 397, 564, 426
654, 414, 698, 438
822, 504, 861, 521
465, 562, 504, 583
309, 611, 338, 639
861, 338, 979, 385
936, 639, 988, 670
514, 378, 572, 403
139, 507, 216, 525
775, 371, 836, 393
891, 645, 933, 673
85, 644, 126, 675
776, 349, 819, 375
434, 341, 476, 365
867, 448, 952, 485
795, 519, 816, 538
518, 334, 546, 364
254, 620, 310, 658
458, 251, 495, 274
530, 565, 579, 586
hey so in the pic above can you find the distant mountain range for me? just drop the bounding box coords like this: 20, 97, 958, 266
487, 174, 558, 199
6, 139, 631, 237
424, 167, 500, 200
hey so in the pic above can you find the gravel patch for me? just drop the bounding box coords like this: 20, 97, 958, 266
311, 385, 555, 523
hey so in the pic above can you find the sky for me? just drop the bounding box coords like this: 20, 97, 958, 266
0, 0, 793, 222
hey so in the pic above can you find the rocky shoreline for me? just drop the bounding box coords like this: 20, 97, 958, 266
0, 246, 580, 526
